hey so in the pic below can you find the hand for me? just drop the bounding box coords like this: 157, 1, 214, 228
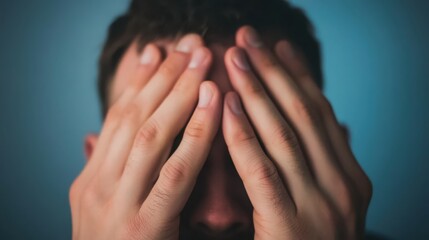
222, 26, 372, 239
69, 35, 222, 240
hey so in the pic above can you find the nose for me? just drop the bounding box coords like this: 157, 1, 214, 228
182, 133, 253, 239
192, 202, 247, 237
188, 166, 251, 238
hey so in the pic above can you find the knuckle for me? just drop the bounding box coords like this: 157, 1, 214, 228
123, 214, 150, 239
322, 209, 337, 230
267, 189, 288, 217
158, 62, 176, 77
335, 180, 357, 220
247, 161, 287, 212
161, 160, 190, 186
150, 186, 171, 213
128, 211, 175, 240
229, 126, 257, 147
314, 195, 342, 238
121, 103, 140, 126
324, 212, 341, 238
247, 160, 278, 186
171, 76, 192, 94
271, 124, 301, 155
135, 96, 152, 120
291, 97, 320, 125
129, 76, 146, 91
319, 96, 335, 117
360, 174, 373, 205
122, 155, 138, 177
244, 82, 265, 99
184, 119, 206, 140
135, 119, 162, 146
68, 179, 81, 204
105, 105, 122, 126
127, 80, 140, 93
262, 54, 281, 69
81, 187, 101, 208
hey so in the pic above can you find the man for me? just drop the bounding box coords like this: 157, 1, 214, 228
69, 0, 373, 239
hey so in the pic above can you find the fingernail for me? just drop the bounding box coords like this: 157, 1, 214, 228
176, 35, 195, 53
140, 45, 154, 65
227, 93, 243, 114
198, 83, 213, 108
188, 48, 207, 69
245, 27, 263, 48
232, 49, 250, 71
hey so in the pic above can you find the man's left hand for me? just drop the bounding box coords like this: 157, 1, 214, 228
222, 26, 372, 239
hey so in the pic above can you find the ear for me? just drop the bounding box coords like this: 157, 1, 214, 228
84, 134, 99, 162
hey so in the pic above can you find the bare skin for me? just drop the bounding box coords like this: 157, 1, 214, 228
69, 26, 372, 239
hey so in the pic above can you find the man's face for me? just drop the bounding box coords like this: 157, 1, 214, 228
108, 40, 255, 238
78, 25, 371, 239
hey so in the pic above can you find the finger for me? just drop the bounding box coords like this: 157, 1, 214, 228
100, 43, 162, 168
74, 43, 162, 197
139, 82, 221, 226
111, 43, 162, 109
115, 46, 213, 209
134, 34, 204, 122
98, 35, 204, 187
222, 92, 296, 221
69, 43, 162, 237
275, 40, 372, 202
235, 26, 349, 201
224, 47, 312, 198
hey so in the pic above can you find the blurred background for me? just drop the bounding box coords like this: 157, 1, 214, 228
0, 0, 428, 239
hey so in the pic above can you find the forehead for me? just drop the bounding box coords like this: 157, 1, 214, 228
109, 40, 234, 106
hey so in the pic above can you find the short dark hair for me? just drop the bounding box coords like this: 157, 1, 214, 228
97, 0, 323, 116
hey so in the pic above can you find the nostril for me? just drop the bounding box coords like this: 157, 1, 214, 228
196, 221, 245, 237
226, 223, 243, 234
224, 222, 243, 235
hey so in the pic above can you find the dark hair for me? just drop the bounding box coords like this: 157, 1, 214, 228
97, 0, 323, 116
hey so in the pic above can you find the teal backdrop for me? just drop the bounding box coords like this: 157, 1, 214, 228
0, 0, 428, 239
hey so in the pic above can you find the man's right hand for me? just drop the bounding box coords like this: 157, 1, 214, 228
69, 35, 222, 240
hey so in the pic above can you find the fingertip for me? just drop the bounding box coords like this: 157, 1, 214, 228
188, 82, 222, 141
224, 47, 249, 72
185, 33, 205, 45
140, 43, 162, 66
175, 33, 204, 53
198, 81, 222, 110
203, 47, 213, 64
151, 43, 163, 63
235, 25, 251, 48
188, 47, 212, 69
224, 46, 237, 64
223, 92, 231, 114
201, 81, 219, 96
197, 81, 213, 108
222, 92, 245, 141
225, 91, 243, 115
200, 47, 213, 67
236, 25, 265, 49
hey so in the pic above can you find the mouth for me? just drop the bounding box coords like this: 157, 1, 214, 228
178, 225, 254, 240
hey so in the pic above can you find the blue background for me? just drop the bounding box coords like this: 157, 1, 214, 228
0, 0, 428, 239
